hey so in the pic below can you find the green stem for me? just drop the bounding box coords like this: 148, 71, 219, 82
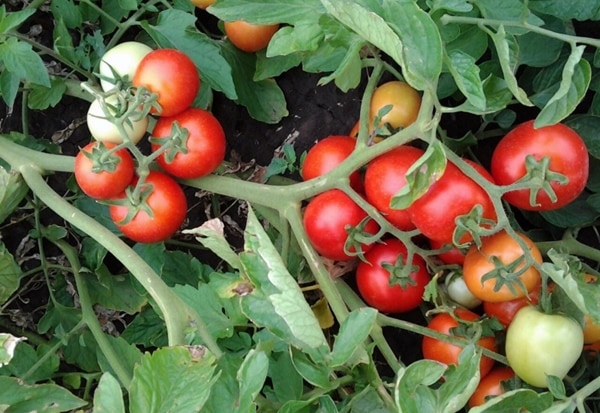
537, 230, 600, 263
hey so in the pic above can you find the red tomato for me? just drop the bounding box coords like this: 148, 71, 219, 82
463, 230, 542, 303
109, 171, 187, 243
483, 286, 540, 328
356, 238, 430, 313
150, 107, 226, 179
74, 142, 134, 200
408, 160, 496, 244
429, 238, 466, 265
224, 20, 280, 53
491, 120, 589, 211
422, 308, 497, 378
303, 189, 378, 261
132, 49, 199, 117
468, 366, 515, 408
364, 146, 424, 231
301, 135, 363, 192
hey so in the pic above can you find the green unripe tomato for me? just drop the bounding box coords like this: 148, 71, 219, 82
505, 306, 583, 388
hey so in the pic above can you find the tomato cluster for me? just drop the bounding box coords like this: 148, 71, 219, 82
75, 45, 226, 243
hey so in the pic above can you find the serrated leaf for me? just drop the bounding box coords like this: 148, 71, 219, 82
129, 346, 218, 413
28, 77, 68, 110
0, 37, 50, 88
329, 307, 376, 367
92, 373, 126, 413
0, 341, 59, 383
446, 49, 486, 110
0, 376, 86, 412
535, 47, 591, 127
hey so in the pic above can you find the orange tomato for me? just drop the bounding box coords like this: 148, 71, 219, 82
369, 81, 421, 130
190, 0, 215, 9
224, 20, 280, 53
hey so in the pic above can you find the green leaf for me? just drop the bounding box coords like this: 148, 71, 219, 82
0, 241, 22, 305
474, 0, 544, 27
255, 52, 303, 80
207, 0, 326, 24
0, 341, 60, 383
49, 0, 82, 29
438, 345, 481, 412
0, 69, 20, 107
0, 37, 50, 88
0, 6, 36, 34
121, 307, 168, 348
528, 0, 600, 21
92, 373, 126, 413
535, 47, 591, 127
430, 0, 473, 13
565, 114, 600, 159
239, 207, 329, 358
0, 165, 28, 225
63, 329, 101, 373
468, 388, 553, 412
0, 376, 86, 412
445, 49, 486, 110
540, 197, 599, 228
517, 16, 565, 67
0, 333, 25, 367
129, 346, 218, 413
329, 307, 376, 367
269, 351, 304, 403
183, 219, 242, 270
394, 359, 446, 412
85, 265, 147, 314
390, 140, 448, 209
235, 349, 269, 413
267, 20, 324, 56
96, 336, 143, 387
290, 347, 333, 389
28, 78, 68, 109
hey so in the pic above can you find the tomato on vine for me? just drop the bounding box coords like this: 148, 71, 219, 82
421, 308, 498, 378
132, 48, 199, 117
87, 94, 149, 144
356, 238, 430, 313
98, 41, 152, 91
109, 171, 187, 243
370, 80, 421, 130
491, 120, 589, 211
463, 230, 542, 303
468, 366, 515, 408
483, 286, 540, 328
150, 107, 226, 179
224, 20, 280, 53
303, 189, 378, 261
74, 142, 135, 200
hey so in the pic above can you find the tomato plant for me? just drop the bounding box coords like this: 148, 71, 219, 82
369, 80, 421, 130
74, 142, 135, 200
132, 48, 200, 117
150, 107, 226, 179
422, 308, 498, 378
301, 135, 363, 192
98, 41, 153, 91
302, 189, 378, 261
468, 366, 515, 408
224, 20, 280, 53
463, 230, 542, 303
356, 238, 430, 313
505, 306, 583, 388
491, 120, 589, 211
364, 145, 424, 230
109, 171, 188, 243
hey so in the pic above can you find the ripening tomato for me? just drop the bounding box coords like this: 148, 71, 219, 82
483, 286, 540, 328
408, 160, 497, 244
224, 20, 280, 53
301, 135, 363, 192
422, 308, 498, 378
468, 366, 515, 408
370, 81, 421, 130
356, 238, 430, 313
98, 41, 153, 91
364, 145, 424, 230
303, 189, 378, 261
109, 171, 187, 243
132, 48, 199, 117
506, 306, 583, 388
445, 273, 482, 309
74, 142, 135, 200
150, 107, 226, 179
491, 120, 589, 211
87, 94, 148, 144
463, 230, 542, 303
190, 0, 214, 9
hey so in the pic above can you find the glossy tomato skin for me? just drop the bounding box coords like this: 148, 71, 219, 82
99, 41, 152, 91
133, 49, 199, 117
422, 308, 498, 378
483, 286, 540, 328
491, 120, 589, 211
468, 366, 515, 408
151, 107, 226, 179
74, 142, 135, 200
463, 230, 542, 303
224, 21, 280, 53
87, 94, 149, 144
190, 0, 214, 9
303, 189, 378, 261
408, 160, 496, 244
356, 238, 430, 313
301, 135, 363, 192
370, 81, 421, 130
109, 171, 187, 243
364, 146, 424, 230
505, 306, 583, 388
429, 238, 466, 266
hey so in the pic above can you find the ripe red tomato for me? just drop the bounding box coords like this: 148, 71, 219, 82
356, 238, 430, 313
109, 171, 187, 243
468, 366, 515, 408
483, 286, 540, 328
364, 145, 424, 230
408, 160, 496, 244
301, 135, 363, 192
132, 48, 199, 117
303, 189, 378, 261
429, 238, 466, 265
150, 107, 226, 179
491, 120, 589, 211
463, 230, 542, 303
224, 20, 280, 53
422, 308, 498, 378
74, 142, 134, 200
370, 81, 421, 130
